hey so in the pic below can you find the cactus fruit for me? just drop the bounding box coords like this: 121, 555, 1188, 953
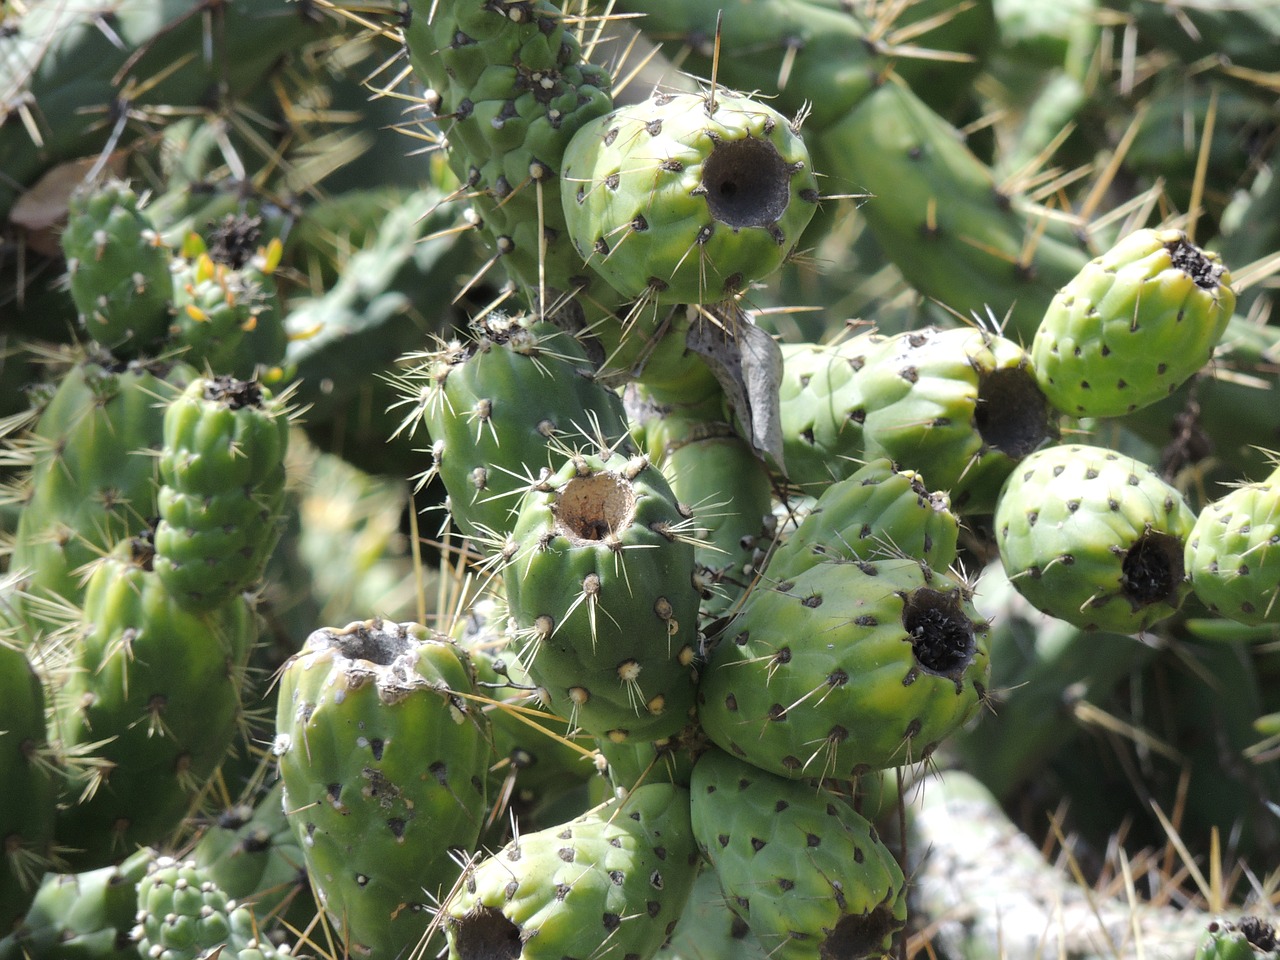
1194, 918, 1278, 960
397, 314, 631, 540
153, 375, 291, 613
52, 537, 258, 870
442, 782, 699, 960
273, 619, 490, 959
994, 444, 1198, 633
499, 449, 702, 743
1185, 462, 1280, 625
766, 457, 959, 581
689, 747, 907, 960
60, 181, 173, 359
561, 90, 819, 306
699, 556, 990, 779
1031, 228, 1236, 418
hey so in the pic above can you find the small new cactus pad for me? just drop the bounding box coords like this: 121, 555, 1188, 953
53, 538, 257, 870
994, 443, 1197, 632
443, 782, 699, 960
1186, 462, 1280, 625
273, 619, 489, 959
61, 180, 173, 358
689, 748, 907, 960
1194, 917, 1278, 960
153, 375, 290, 612
561, 90, 818, 304
0, 643, 56, 930
399, 314, 630, 540
133, 855, 288, 960
766, 457, 959, 581
1031, 228, 1235, 418
699, 557, 991, 778
500, 449, 701, 743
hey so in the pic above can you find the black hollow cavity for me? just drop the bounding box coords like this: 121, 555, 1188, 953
450, 905, 522, 960
205, 213, 263, 269
330, 622, 414, 666
1240, 917, 1277, 951
974, 367, 1055, 458
902, 589, 975, 677
820, 902, 903, 960
1121, 531, 1183, 607
203, 374, 263, 410
553, 472, 636, 543
1166, 237, 1223, 290
700, 136, 791, 230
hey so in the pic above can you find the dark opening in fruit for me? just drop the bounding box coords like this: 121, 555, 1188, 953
701, 136, 791, 230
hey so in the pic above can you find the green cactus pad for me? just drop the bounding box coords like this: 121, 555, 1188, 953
273, 619, 490, 959
1186, 462, 1280, 625
61, 180, 173, 359
1031, 228, 1235, 418
689, 748, 907, 960
994, 443, 1197, 632
443, 782, 699, 960
561, 90, 818, 305
699, 557, 991, 778
500, 450, 702, 743
766, 457, 959, 582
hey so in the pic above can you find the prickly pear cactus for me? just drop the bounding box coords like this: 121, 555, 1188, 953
560, 90, 819, 305
994, 443, 1198, 633
273, 618, 490, 959
689, 748, 907, 960
1031, 228, 1236, 418
442, 782, 699, 960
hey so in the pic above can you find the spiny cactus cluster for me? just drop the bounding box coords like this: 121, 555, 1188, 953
3, 0, 1280, 959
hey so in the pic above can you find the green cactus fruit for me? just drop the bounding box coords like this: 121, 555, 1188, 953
0, 846, 154, 960
1186, 462, 1280, 625
700, 556, 990, 779
9, 357, 196, 627
0, 642, 57, 931
52, 537, 258, 871
766, 457, 959, 581
1031, 228, 1236, 418
654, 863, 769, 960
443, 782, 699, 960
168, 228, 287, 380
499, 449, 702, 743
994, 443, 1198, 633
60, 181, 174, 359
689, 747, 906, 960
153, 375, 290, 613
192, 779, 314, 931
273, 619, 490, 960
133, 855, 288, 960
398, 313, 632, 540
595, 720, 707, 794
854, 326, 1057, 513
561, 90, 819, 305
1194, 918, 1278, 960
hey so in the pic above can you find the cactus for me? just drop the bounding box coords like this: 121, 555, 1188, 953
1194, 918, 1279, 960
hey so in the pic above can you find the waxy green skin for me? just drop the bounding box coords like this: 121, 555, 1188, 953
561, 91, 818, 305
501, 451, 702, 744
995, 444, 1197, 633
273, 619, 490, 960
766, 457, 959, 582
54, 541, 257, 871
699, 557, 991, 779
1186, 462, 1280, 625
1193, 918, 1279, 960
61, 182, 173, 359
777, 335, 875, 489
1031, 228, 1235, 418
444, 783, 699, 960
408, 316, 631, 540
690, 748, 907, 960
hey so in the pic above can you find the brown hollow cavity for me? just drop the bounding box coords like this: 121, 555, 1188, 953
450, 905, 522, 960
901, 589, 975, 677
1165, 237, 1223, 290
820, 902, 903, 959
330, 621, 414, 666
701, 137, 791, 229
553, 471, 637, 543
1121, 531, 1184, 608
974, 367, 1055, 458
